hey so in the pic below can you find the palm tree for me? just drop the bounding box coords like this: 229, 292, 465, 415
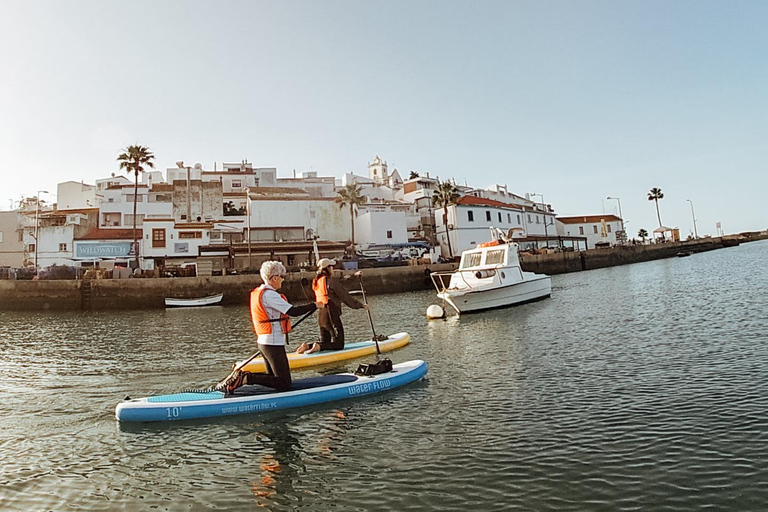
637, 228, 649, 243
335, 183, 364, 251
432, 180, 460, 259
647, 187, 664, 228
409, 170, 420, 179
117, 145, 155, 268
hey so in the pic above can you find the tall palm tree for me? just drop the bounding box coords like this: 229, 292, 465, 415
335, 183, 364, 251
117, 145, 155, 268
432, 180, 460, 259
647, 187, 664, 228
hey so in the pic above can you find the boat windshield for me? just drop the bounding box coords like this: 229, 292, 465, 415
485, 249, 505, 265
460, 251, 482, 269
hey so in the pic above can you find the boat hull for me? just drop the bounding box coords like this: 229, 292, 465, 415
241, 332, 410, 373
437, 276, 551, 314
164, 293, 224, 307
115, 359, 428, 422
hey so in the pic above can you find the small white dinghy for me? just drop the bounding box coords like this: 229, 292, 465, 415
430, 228, 551, 315
164, 293, 224, 308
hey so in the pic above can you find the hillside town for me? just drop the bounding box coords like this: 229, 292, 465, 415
0, 154, 628, 277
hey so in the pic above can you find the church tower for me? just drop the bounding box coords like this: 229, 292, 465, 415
368, 155, 389, 183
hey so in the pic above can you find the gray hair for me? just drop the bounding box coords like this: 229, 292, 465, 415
260, 260, 287, 283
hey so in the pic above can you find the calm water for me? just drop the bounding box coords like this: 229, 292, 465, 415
1, 241, 767, 511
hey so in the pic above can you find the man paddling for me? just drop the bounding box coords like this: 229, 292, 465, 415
223, 261, 324, 394
296, 258, 369, 355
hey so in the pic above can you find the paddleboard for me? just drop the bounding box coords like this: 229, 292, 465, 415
240, 332, 410, 373
115, 359, 427, 422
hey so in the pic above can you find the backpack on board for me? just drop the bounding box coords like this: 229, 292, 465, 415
354, 358, 393, 377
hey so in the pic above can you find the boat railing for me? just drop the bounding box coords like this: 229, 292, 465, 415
430, 264, 525, 293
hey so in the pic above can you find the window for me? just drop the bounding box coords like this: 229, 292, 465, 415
607, 225, 612, 233
485, 210, 491, 222
179, 231, 202, 239
536, 215, 540, 224
152, 228, 166, 248
231, 181, 242, 188
517, 215, 521, 224
59, 243, 67, 251
527, 214, 532, 223
0, 232, 3, 243
468, 210, 474, 222
28, 243, 35, 252
461, 251, 482, 269
125, 194, 144, 202
579, 227, 584, 235
485, 249, 505, 265
386, 230, 393, 239
124, 214, 144, 226
507, 213, 511, 224
593, 225, 598, 234
498, 212, 502, 223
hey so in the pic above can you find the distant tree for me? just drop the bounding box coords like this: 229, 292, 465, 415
335, 183, 365, 250
409, 170, 420, 179
432, 180, 460, 259
647, 187, 664, 229
637, 228, 649, 243
117, 145, 155, 268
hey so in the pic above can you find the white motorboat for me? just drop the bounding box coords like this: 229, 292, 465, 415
164, 293, 224, 308
430, 229, 551, 315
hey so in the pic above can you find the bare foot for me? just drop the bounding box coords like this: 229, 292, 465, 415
306, 343, 322, 354
296, 342, 310, 354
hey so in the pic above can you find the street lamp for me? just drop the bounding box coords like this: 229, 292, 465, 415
606, 196, 625, 244
245, 187, 252, 270
687, 199, 698, 239
530, 193, 549, 249
34, 190, 49, 270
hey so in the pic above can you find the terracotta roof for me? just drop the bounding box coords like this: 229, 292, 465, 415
558, 214, 622, 224
457, 196, 522, 209
76, 228, 137, 240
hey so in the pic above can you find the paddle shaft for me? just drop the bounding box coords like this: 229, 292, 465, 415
358, 275, 381, 354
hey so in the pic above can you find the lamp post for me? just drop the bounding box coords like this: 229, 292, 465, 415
245, 187, 252, 270
530, 193, 548, 249
34, 190, 49, 270
606, 196, 625, 244
687, 199, 698, 239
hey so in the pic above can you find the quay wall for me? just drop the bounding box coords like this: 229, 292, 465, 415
520, 237, 737, 275
0, 235, 759, 311
0, 263, 456, 311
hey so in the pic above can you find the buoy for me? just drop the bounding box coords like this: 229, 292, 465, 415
426, 304, 445, 319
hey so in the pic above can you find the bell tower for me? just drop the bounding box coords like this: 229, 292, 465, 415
368, 155, 389, 183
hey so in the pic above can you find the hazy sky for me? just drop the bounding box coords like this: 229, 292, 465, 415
1, 0, 766, 236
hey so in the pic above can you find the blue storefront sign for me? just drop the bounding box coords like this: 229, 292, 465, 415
75, 242, 136, 259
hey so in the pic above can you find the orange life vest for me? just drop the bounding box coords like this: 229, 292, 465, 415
313, 275, 329, 304
250, 286, 292, 335
478, 240, 501, 248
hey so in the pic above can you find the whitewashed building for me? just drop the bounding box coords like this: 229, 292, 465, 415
556, 214, 623, 249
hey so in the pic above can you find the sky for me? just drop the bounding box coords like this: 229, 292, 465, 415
1, 0, 766, 237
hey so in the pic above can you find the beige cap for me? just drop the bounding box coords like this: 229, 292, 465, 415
317, 258, 337, 269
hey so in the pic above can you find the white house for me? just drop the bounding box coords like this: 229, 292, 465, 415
354, 209, 409, 248
434, 196, 527, 259
56, 181, 101, 210
556, 214, 623, 248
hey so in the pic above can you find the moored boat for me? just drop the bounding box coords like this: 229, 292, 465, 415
430, 229, 551, 315
164, 293, 224, 308
115, 359, 428, 422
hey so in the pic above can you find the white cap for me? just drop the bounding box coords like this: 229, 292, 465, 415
317, 258, 337, 269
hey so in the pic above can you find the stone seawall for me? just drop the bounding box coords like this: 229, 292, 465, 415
0, 235, 757, 311
520, 237, 737, 275
0, 263, 456, 311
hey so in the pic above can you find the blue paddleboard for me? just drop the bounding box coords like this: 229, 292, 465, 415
116, 359, 428, 422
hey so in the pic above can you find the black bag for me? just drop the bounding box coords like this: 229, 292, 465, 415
355, 358, 393, 377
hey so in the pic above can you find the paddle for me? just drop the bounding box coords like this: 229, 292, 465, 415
356, 272, 387, 354
210, 307, 316, 391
